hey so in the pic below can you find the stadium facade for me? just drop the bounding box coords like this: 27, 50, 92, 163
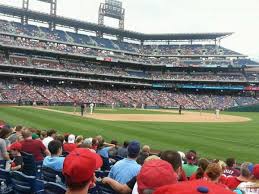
0, 2, 259, 110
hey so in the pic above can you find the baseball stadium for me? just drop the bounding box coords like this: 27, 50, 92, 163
0, 0, 259, 193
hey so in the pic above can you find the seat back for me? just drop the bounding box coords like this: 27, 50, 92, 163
21, 152, 42, 178
0, 160, 6, 169
44, 182, 66, 194
0, 168, 13, 193
42, 167, 64, 183
90, 182, 116, 194
11, 171, 36, 194
100, 156, 111, 171
95, 170, 110, 179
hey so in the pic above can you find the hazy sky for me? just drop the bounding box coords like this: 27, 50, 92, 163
1, 0, 258, 60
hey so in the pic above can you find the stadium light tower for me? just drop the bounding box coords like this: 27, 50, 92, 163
22, 0, 57, 29
98, 0, 125, 40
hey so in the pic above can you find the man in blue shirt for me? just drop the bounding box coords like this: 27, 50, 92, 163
108, 140, 141, 184
43, 140, 65, 172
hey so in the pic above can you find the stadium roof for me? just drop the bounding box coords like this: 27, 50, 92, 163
0, 4, 232, 41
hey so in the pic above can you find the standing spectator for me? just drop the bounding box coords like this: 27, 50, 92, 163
20, 129, 50, 161
7, 125, 23, 144
225, 162, 253, 190
108, 141, 141, 184
137, 145, 150, 165
117, 141, 129, 158
183, 150, 198, 178
42, 129, 57, 148
43, 140, 65, 172
63, 134, 77, 153
223, 158, 240, 177
0, 125, 12, 161
8, 142, 23, 171
63, 148, 102, 194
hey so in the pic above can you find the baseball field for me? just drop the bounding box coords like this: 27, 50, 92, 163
0, 106, 258, 163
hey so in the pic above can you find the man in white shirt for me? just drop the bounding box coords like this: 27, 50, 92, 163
238, 164, 259, 194
42, 129, 57, 148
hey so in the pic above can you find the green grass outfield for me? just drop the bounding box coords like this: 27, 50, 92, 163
0, 106, 259, 163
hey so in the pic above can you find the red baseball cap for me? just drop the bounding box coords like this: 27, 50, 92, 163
253, 164, 259, 179
137, 159, 178, 194
154, 180, 235, 194
8, 142, 22, 151
63, 148, 103, 183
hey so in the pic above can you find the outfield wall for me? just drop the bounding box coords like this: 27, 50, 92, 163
227, 104, 259, 112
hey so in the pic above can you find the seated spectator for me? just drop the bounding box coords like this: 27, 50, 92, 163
109, 141, 141, 184
137, 145, 150, 165
20, 129, 50, 161
102, 155, 160, 194
32, 133, 40, 140
135, 159, 178, 194
109, 140, 119, 158
91, 138, 98, 151
183, 150, 198, 178
56, 134, 65, 144
205, 163, 227, 188
79, 138, 95, 153
190, 158, 210, 180
63, 134, 77, 153
40, 130, 47, 140
225, 162, 253, 190
63, 148, 103, 194
7, 125, 23, 144
237, 164, 259, 193
97, 138, 115, 159
117, 141, 129, 158
224, 158, 240, 177
0, 125, 12, 161
75, 135, 84, 147
43, 140, 65, 172
8, 142, 23, 171
160, 150, 187, 181
42, 129, 57, 148
153, 179, 235, 194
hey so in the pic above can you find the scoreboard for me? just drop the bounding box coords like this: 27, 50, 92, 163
104, 0, 123, 19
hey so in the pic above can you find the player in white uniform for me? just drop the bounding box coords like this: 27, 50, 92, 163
216, 109, 220, 119
90, 103, 94, 114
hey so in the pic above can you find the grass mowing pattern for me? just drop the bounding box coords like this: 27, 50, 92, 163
0, 106, 259, 163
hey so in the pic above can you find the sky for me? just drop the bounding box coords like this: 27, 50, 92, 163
1, 0, 258, 60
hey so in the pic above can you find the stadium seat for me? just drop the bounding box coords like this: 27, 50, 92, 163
93, 182, 116, 194
21, 152, 42, 178
100, 156, 111, 171
42, 167, 65, 184
0, 168, 13, 194
10, 171, 44, 194
43, 182, 66, 194
95, 170, 110, 179
0, 160, 6, 169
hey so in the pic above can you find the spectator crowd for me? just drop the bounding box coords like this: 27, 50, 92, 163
0, 124, 258, 194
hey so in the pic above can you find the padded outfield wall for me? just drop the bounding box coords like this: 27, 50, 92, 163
227, 104, 259, 112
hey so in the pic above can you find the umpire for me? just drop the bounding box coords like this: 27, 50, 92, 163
80, 103, 85, 116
